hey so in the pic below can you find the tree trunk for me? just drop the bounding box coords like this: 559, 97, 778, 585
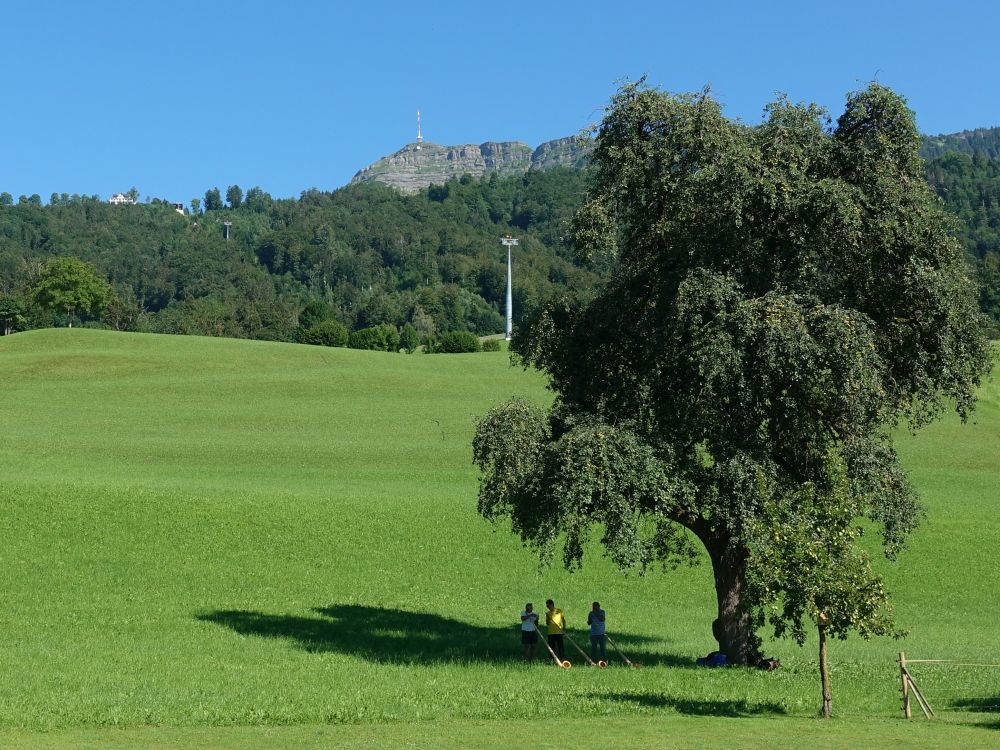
819, 622, 832, 718
706, 538, 760, 665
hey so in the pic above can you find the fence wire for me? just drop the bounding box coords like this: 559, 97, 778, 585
900, 658, 1000, 718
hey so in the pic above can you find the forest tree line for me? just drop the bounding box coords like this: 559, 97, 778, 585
924, 150, 1000, 325
0, 168, 595, 345
2, 141, 1000, 342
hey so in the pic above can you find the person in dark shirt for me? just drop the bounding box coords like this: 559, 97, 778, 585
587, 601, 606, 662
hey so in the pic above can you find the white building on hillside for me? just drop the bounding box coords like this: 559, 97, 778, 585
109, 192, 136, 205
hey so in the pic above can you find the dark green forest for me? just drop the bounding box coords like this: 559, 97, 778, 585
0, 169, 595, 345
2, 134, 1000, 343
921, 126, 1000, 160
924, 148, 1000, 324
920, 126, 1000, 325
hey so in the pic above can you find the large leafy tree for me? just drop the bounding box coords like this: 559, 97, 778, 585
0, 292, 27, 335
473, 82, 990, 664
31, 257, 112, 327
226, 184, 244, 209
204, 187, 223, 212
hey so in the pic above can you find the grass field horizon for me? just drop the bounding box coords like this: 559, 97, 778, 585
1, 329, 998, 747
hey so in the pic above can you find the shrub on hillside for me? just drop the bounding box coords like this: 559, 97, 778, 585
348, 326, 385, 350
436, 330, 482, 353
481, 338, 501, 352
299, 319, 348, 347
348, 323, 399, 351
399, 323, 420, 353
381, 323, 400, 352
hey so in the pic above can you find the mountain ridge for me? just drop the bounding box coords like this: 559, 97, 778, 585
350, 125, 1000, 193
350, 135, 593, 193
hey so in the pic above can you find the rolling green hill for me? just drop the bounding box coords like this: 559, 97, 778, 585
1, 330, 998, 748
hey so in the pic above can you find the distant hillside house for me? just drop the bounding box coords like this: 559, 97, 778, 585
172, 203, 185, 215
109, 192, 137, 205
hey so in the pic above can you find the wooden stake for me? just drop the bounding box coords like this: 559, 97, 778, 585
904, 669, 935, 719
899, 651, 911, 719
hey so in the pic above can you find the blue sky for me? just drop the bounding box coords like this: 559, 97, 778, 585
2, 1, 998, 203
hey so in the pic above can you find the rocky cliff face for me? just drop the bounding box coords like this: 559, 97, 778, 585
530, 136, 592, 171
351, 136, 592, 193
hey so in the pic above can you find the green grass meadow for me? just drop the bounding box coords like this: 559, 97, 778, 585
1, 329, 998, 748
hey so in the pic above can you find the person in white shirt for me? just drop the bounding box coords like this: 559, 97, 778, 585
520, 603, 539, 661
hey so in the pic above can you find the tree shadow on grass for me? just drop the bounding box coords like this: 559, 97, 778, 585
949, 696, 1000, 729
198, 604, 693, 667
588, 691, 787, 717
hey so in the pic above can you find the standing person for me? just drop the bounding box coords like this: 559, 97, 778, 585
520, 603, 539, 662
588, 601, 606, 663
545, 599, 566, 661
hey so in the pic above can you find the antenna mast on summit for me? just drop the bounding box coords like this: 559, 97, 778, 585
416, 109, 423, 150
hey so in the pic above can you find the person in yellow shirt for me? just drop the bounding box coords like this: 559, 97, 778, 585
545, 599, 566, 661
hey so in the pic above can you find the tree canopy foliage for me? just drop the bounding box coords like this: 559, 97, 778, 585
30, 256, 111, 327
924, 151, 1000, 329
474, 82, 991, 672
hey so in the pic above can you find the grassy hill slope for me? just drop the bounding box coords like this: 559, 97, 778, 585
0, 330, 997, 745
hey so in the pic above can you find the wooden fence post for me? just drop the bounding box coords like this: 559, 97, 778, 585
899, 651, 911, 719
